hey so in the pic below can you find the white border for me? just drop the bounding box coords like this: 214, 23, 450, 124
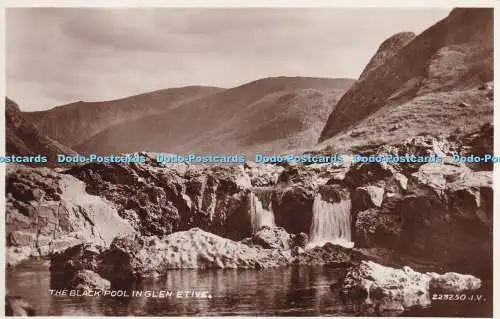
3, 0, 499, 8
1, 2, 498, 319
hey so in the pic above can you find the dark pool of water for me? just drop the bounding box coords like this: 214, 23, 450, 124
6, 260, 492, 317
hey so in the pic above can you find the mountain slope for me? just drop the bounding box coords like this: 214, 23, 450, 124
358, 32, 416, 80
23, 86, 224, 148
74, 77, 355, 155
318, 8, 493, 149
6, 97, 77, 161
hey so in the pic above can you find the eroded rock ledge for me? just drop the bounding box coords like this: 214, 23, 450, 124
50, 227, 360, 284
341, 260, 481, 314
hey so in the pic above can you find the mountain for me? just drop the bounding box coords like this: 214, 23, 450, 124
6, 97, 77, 161
23, 86, 224, 148
318, 8, 493, 150
358, 32, 416, 80
74, 77, 355, 155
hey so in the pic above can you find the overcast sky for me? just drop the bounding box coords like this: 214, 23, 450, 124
7, 8, 451, 111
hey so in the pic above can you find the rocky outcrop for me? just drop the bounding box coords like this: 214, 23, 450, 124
64, 159, 254, 239
341, 260, 481, 313
6, 97, 77, 165
50, 227, 388, 288
51, 228, 293, 285
62, 157, 352, 241
6, 164, 135, 266
401, 162, 492, 274
350, 155, 492, 275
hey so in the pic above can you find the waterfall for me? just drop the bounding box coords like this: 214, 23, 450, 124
308, 194, 354, 248
249, 192, 276, 233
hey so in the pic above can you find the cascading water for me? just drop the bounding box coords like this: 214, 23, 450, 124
248, 192, 276, 233
308, 194, 354, 248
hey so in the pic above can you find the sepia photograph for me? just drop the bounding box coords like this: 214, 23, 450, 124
4, 5, 494, 317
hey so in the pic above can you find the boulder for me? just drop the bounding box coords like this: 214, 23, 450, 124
70, 270, 111, 291
6, 246, 32, 268
349, 160, 492, 275
428, 272, 481, 294
240, 226, 293, 250
341, 260, 481, 313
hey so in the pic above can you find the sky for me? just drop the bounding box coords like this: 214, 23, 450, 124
6, 8, 451, 111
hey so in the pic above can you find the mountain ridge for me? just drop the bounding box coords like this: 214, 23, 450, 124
73, 76, 355, 155
23, 85, 224, 147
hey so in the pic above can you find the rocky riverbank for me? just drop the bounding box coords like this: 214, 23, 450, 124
6, 128, 493, 271
5, 129, 492, 314
44, 226, 483, 316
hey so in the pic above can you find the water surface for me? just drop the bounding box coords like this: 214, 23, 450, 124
6, 260, 492, 317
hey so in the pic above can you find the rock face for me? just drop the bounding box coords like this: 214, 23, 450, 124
319, 8, 493, 150
335, 131, 493, 276
64, 159, 253, 239
23, 86, 223, 148
341, 260, 481, 313
6, 164, 135, 266
402, 162, 492, 274
6, 97, 77, 164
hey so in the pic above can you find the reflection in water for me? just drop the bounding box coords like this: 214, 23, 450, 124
6, 260, 492, 317
7, 261, 351, 316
